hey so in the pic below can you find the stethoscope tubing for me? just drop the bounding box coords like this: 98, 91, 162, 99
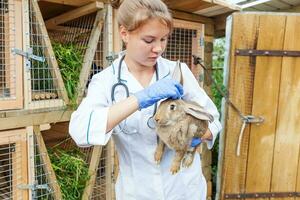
111, 55, 159, 130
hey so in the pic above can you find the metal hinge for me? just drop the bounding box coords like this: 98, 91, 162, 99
235, 49, 300, 57
200, 37, 205, 47
225, 192, 300, 199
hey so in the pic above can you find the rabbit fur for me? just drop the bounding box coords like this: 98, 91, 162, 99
154, 60, 213, 174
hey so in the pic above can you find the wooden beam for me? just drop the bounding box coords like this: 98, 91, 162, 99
171, 9, 214, 25
33, 125, 63, 200
281, 4, 300, 12
213, 12, 233, 38
82, 145, 103, 200
77, 9, 105, 103
45, 1, 104, 30
0, 109, 73, 131
38, 0, 111, 7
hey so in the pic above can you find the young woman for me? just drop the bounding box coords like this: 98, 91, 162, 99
69, 0, 222, 199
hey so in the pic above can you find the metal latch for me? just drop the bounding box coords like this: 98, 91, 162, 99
12, 48, 45, 63
236, 115, 264, 156
18, 183, 52, 192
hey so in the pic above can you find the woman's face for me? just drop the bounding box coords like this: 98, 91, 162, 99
120, 18, 170, 67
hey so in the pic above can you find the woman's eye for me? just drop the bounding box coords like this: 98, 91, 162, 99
143, 39, 153, 44
170, 104, 176, 110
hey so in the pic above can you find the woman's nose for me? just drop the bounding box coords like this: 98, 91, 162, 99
152, 42, 163, 53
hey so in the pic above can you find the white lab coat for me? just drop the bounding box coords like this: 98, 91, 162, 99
69, 56, 222, 200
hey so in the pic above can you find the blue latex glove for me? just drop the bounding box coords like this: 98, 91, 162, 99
191, 138, 202, 147
134, 78, 183, 110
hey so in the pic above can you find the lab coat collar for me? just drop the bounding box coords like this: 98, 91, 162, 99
111, 53, 172, 85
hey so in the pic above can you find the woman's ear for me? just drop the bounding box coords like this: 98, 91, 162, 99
119, 25, 129, 44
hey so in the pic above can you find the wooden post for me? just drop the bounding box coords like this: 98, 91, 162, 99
77, 9, 105, 103
203, 22, 214, 200
82, 145, 103, 200
33, 125, 63, 200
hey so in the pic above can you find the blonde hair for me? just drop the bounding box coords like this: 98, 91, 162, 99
117, 0, 173, 32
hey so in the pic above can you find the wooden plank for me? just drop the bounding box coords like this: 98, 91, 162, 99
39, 0, 97, 7
245, 15, 286, 197
45, 1, 104, 30
31, 0, 70, 104
171, 9, 214, 25
0, 109, 72, 131
26, 126, 35, 199
82, 145, 103, 200
220, 13, 259, 198
0, 128, 28, 200
77, 9, 105, 103
113, 8, 122, 54
271, 15, 300, 196
33, 125, 63, 199
105, 140, 113, 200
0, 0, 23, 110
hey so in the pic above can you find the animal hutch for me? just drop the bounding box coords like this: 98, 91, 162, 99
0, 0, 237, 199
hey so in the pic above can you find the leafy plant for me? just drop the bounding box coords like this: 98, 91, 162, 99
52, 42, 83, 108
211, 38, 226, 198
48, 147, 90, 200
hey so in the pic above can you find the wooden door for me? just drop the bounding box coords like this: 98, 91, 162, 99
218, 12, 300, 200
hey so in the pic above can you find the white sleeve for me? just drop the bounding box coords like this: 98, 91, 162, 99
181, 63, 222, 149
69, 72, 113, 147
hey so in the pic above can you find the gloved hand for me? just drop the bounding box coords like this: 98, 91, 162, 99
134, 78, 183, 110
190, 138, 202, 147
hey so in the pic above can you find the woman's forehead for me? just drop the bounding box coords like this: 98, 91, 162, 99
134, 19, 170, 37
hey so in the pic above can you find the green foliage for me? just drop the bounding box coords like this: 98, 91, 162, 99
48, 148, 90, 200
211, 38, 226, 198
52, 42, 83, 108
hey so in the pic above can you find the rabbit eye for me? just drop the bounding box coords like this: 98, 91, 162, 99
170, 104, 176, 110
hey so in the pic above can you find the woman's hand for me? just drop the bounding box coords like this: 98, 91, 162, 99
134, 78, 183, 110
190, 129, 213, 147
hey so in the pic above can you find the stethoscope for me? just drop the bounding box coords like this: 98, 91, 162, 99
111, 55, 159, 132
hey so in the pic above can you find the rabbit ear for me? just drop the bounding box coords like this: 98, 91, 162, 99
172, 60, 183, 85
183, 102, 214, 122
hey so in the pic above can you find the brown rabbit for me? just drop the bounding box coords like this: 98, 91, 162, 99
154, 60, 213, 174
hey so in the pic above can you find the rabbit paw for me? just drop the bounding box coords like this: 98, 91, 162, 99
170, 163, 180, 174
182, 153, 194, 168
154, 150, 163, 164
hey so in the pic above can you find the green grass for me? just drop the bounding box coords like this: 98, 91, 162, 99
48, 147, 90, 200
52, 42, 84, 108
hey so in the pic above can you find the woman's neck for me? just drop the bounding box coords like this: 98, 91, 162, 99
124, 55, 156, 87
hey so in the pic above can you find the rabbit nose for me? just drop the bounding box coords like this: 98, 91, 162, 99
154, 116, 160, 122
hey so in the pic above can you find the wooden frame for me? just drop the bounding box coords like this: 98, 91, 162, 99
45, 1, 104, 30
0, 0, 23, 110
23, 0, 69, 110
0, 129, 28, 200
77, 9, 106, 103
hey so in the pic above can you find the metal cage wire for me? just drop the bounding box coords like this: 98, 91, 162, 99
0, 0, 16, 100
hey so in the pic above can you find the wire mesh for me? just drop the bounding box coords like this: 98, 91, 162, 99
0, 137, 23, 200
28, 0, 60, 104
91, 147, 107, 200
29, 134, 56, 200
163, 27, 197, 67
0, 0, 16, 100
48, 12, 104, 99
50, 137, 108, 200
